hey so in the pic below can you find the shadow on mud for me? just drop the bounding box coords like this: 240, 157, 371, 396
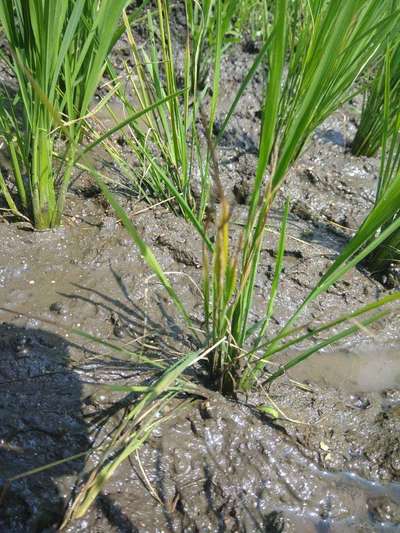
0, 323, 87, 530
60, 274, 198, 357
0, 322, 139, 532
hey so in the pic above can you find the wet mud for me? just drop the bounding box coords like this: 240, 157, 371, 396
0, 37, 399, 533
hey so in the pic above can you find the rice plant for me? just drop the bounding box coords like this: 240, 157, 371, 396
230, 0, 267, 45
361, 85, 400, 286
262, 0, 400, 192
351, 51, 400, 157
0, 0, 130, 229
64, 143, 400, 517
84, 4, 400, 394
344, 34, 400, 285
98, 0, 399, 228
95, 0, 246, 221
92, 113, 400, 394
351, 8, 400, 156
96, 2, 203, 211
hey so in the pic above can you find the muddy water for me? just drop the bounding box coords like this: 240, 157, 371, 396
0, 192, 398, 531
291, 347, 400, 393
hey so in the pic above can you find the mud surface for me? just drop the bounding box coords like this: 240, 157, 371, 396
1, 30, 400, 533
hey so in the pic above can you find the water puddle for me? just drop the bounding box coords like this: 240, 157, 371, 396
290, 347, 400, 393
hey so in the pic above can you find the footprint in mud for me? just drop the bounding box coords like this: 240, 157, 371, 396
0, 323, 88, 531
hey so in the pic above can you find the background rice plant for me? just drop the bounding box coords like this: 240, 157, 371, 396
0, 0, 130, 229
262, 0, 400, 193
96, 2, 204, 211
95, 0, 250, 222
351, 4, 400, 157
97, 0, 400, 227
230, 0, 267, 45
361, 75, 400, 286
